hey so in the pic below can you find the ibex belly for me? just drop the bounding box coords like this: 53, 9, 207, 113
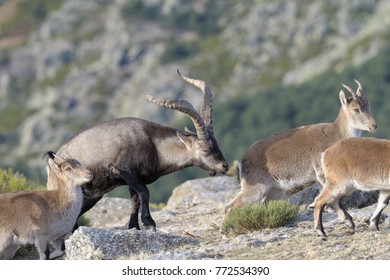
272, 170, 317, 191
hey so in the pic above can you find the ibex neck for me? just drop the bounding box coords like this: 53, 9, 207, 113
57, 183, 83, 203
43, 183, 83, 213
154, 131, 194, 176
334, 109, 361, 138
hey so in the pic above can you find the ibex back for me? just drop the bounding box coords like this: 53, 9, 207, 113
52, 70, 228, 230
225, 80, 376, 214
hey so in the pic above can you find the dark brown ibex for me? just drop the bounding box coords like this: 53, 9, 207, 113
0, 152, 92, 260
225, 80, 377, 215
50, 70, 228, 230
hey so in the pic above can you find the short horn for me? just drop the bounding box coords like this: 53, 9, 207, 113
354, 79, 363, 97
341, 83, 357, 99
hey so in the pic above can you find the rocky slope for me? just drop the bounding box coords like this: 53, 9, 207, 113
1, 0, 390, 181
60, 176, 388, 260
13, 175, 389, 260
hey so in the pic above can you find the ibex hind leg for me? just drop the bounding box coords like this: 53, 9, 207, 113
225, 182, 273, 215
128, 188, 141, 230
120, 172, 156, 231
369, 190, 390, 230
0, 233, 17, 260
331, 199, 355, 231
313, 189, 332, 237
224, 191, 245, 216
0, 245, 18, 260
49, 237, 65, 259
35, 238, 50, 260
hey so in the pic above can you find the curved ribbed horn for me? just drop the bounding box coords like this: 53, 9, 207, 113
177, 69, 214, 135
146, 95, 209, 140
341, 83, 357, 99
354, 79, 363, 97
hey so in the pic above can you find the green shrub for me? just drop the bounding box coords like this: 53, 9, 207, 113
0, 168, 42, 193
221, 200, 299, 236
77, 215, 91, 227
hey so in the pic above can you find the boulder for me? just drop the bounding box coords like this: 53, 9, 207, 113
66, 176, 238, 259
65, 227, 197, 260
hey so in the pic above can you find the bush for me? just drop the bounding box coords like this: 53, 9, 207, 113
221, 200, 299, 236
0, 168, 42, 193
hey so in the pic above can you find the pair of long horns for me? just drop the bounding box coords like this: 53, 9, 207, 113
146, 69, 214, 140
342, 79, 363, 98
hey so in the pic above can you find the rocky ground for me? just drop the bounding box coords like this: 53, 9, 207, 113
69, 177, 390, 260
14, 176, 390, 260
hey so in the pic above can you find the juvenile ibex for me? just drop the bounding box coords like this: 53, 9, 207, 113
0, 152, 92, 260
225, 80, 377, 214
314, 137, 390, 237
52, 70, 228, 231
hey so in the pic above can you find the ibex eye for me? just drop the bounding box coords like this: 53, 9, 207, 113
65, 167, 72, 171
353, 108, 360, 113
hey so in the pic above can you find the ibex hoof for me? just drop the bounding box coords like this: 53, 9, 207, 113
49, 250, 64, 260
144, 225, 157, 232
305, 202, 315, 210
316, 229, 327, 239
369, 222, 379, 231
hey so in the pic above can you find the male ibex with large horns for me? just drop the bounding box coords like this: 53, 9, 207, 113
225, 80, 377, 214
50, 70, 228, 230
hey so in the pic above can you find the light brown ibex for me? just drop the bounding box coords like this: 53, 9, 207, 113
0, 152, 92, 260
225, 80, 377, 215
314, 137, 390, 237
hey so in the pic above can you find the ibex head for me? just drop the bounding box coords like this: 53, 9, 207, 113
45, 151, 93, 186
146, 70, 228, 176
340, 79, 377, 133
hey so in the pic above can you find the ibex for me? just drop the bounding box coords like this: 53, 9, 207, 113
51, 70, 228, 231
225, 80, 377, 214
314, 137, 390, 237
0, 152, 92, 260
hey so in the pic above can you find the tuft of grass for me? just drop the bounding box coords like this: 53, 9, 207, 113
149, 202, 166, 211
0, 168, 42, 193
221, 200, 299, 236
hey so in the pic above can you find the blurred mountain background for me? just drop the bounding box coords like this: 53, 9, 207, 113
1, 0, 390, 203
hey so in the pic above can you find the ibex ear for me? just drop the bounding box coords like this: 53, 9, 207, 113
48, 158, 61, 176
339, 90, 348, 106
176, 131, 193, 149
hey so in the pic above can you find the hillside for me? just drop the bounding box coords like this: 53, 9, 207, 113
1, 0, 390, 202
